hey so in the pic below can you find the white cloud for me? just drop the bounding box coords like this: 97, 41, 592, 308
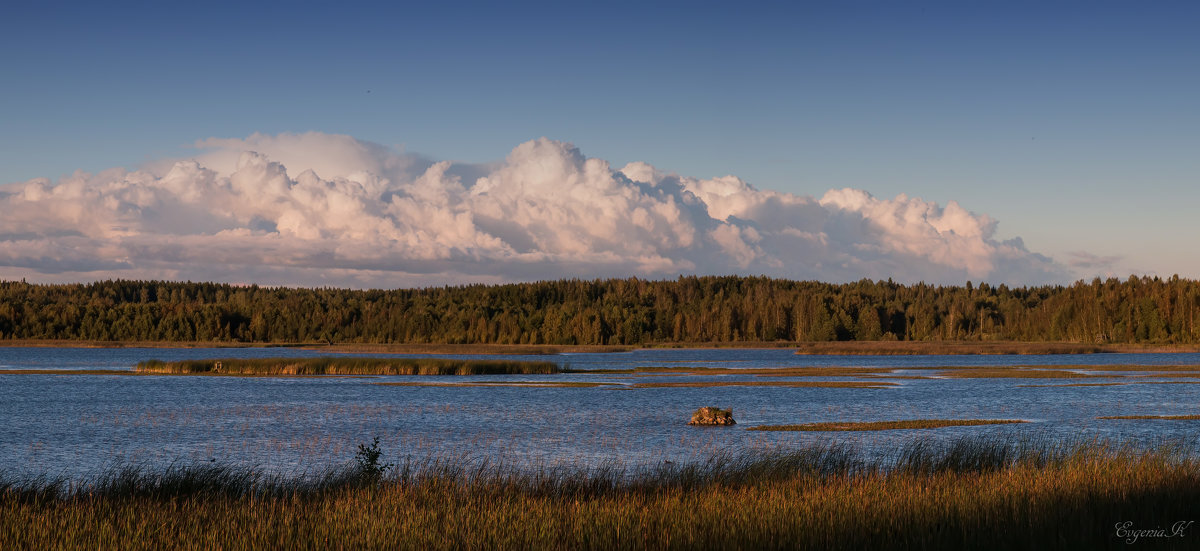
0, 132, 1069, 288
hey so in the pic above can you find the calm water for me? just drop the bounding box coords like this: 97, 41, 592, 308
3, 347, 1200, 479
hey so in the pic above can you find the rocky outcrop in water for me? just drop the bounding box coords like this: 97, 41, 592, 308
689, 407, 735, 426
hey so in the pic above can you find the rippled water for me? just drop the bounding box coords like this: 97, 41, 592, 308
3, 347, 1200, 479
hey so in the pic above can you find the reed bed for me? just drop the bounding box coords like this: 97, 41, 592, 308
748, 419, 1028, 432
3, 437, 1199, 549
135, 357, 561, 376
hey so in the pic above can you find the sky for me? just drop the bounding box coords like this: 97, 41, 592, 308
2, 1, 1197, 288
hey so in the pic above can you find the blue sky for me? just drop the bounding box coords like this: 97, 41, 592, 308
2, 1, 1198, 286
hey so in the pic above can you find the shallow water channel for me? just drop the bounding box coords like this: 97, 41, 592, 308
3, 347, 1200, 479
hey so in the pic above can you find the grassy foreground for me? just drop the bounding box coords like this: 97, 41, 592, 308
4, 438, 1200, 550
135, 357, 561, 376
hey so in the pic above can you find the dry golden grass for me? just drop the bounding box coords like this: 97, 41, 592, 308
136, 357, 560, 376
747, 419, 1027, 431
4, 439, 1196, 549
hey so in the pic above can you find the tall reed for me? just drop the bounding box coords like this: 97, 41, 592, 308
135, 357, 561, 376
3, 437, 1199, 549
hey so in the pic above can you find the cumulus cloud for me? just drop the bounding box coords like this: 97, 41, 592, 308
0, 132, 1069, 288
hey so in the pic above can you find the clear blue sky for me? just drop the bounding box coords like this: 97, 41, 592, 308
3, 1, 1198, 281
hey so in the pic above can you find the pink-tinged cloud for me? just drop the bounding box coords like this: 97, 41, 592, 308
0, 132, 1067, 288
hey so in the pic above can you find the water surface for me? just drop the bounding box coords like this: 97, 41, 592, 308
2, 347, 1198, 478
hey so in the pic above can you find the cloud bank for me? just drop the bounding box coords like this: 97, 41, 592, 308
0, 132, 1066, 288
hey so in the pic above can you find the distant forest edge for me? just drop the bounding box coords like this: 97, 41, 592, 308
1, 276, 1198, 345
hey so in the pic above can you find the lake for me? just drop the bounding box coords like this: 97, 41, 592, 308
3, 346, 1200, 479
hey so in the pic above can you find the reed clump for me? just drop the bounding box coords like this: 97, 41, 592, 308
3, 437, 1199, 549
134, 357, 561, 376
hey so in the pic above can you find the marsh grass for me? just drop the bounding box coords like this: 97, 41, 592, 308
748, 419, 1028, 432
4, 437, 1200, 549
135, 357, 561, 376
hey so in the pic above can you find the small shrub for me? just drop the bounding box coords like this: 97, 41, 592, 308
354, 437, 393, 483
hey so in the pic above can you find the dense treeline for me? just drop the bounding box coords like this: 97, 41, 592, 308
1, 275, 1199, 345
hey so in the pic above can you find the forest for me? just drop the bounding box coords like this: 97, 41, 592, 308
0, 275, 1198, 345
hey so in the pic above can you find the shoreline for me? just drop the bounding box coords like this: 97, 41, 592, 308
791, 341, 1200, 355
3, 339, 1200, 355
